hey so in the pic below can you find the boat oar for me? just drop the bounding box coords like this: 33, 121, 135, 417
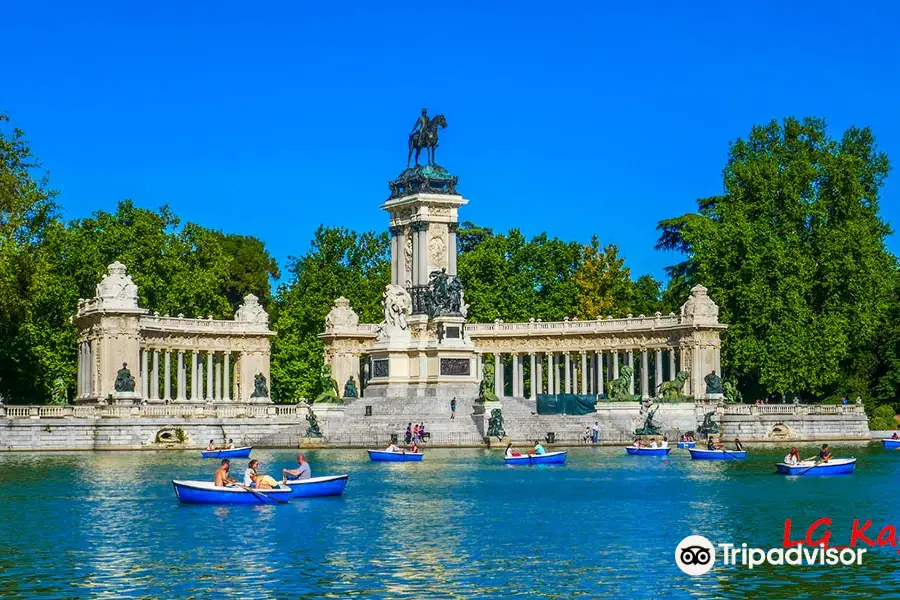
797, 460, 822, 476
233, 482, 289, 505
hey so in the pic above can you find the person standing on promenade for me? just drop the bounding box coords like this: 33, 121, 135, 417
591, 422, 599, 443
451, 397, 457, 419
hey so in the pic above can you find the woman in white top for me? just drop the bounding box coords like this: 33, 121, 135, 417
505, 443, 514, 458
784, 448, 801, 465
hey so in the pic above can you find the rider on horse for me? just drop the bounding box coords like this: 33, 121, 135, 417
410, 108, 431, 149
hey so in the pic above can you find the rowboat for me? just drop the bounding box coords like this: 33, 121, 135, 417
284, 474, 350, 498
504, 451, 567, 465
625, 447, 671, 456
881, 439, 900, 449
172, 480, 292, 504
201, 446, 252, 459
688, 448, 747, 460
367, 449, 424, 462
677, 441, 696, 449
776, 458, 856, 476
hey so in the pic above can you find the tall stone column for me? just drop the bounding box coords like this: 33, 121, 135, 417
448, 223, 458, 276
494, 353, 502, 397
410, 227, 420, 286
214, 360, 222, 401
535, 353, 543, 395
545, 353, 552, 394
141, 349, 149, 399
198, 361, 204, 400
529, 353, 537, 398
164, 351, 172, 401
714, 346, 721, 374
77, 343, 83, 397
613, 351, 620, 379
669, 350, 676, 381
628, 350, 635, 395
177, 352, 185, 401
224, 352, 231, 401
596, 351, 604, 395
564, 353, 571, 394
206, 352, 214, 400
580, 352, 588, 395
150, 350, 159, 400
191, 351, 199, 400
641, 350, 649, 398
655, 349, 663, 396
389, 226, 400, 285
416, 222, 429, 286
510, 354, 518, 397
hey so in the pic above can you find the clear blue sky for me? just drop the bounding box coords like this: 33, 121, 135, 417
5, 1, 899, 283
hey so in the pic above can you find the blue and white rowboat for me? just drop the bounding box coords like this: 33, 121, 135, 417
882, 439, 900, 449
367, 449, 424, 462
201, 446, 252, 459
776, 458, 856, 476
625, 447, 671, 456
284, 474, 349, 498
677, 441, 696, 449
504, 451, 567, 465
172, 480, 292, 504
688, 448, 748, 460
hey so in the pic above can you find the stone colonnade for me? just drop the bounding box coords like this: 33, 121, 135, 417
476, 348, 695, 399
134, 348, 244, 402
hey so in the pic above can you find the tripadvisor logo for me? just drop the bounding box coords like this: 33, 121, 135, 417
675, 535, 715, 575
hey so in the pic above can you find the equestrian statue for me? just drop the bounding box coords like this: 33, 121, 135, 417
407, 108, 448, 167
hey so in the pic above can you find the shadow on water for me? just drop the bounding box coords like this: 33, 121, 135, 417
0, 444, 897, 598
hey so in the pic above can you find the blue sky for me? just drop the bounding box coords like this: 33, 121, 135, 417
5, 1, 898, 282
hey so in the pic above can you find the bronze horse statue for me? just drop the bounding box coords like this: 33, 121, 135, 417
408, 114, 447, 167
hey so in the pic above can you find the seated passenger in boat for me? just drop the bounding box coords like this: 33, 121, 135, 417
244, 459, 261, 487
707, 438, 722, 450
817, 444, 833, 463
660, 436, 668, 449
649, 440, 658, 449
632, 438, 642, 448
734, 438, 744, 451
893, 432, 899, 440
385, 440, 401, 452
214, 459, 236, 487
282, 454, 311, 482
206, 440, 216, 451
226, 439, 235, 449
784, 448, 800, 465
410, 441, 419, 453
533, 441, 546, 455
679, 434, 687, 442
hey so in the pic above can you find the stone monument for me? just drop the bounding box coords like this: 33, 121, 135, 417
362, 109, 478, 398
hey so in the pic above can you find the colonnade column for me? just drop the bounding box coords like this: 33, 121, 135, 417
214, 360, 222, 401
655, 349, 663, 396
628, 351, 635, 394
564, 353, 571, 394
224, 352, 231, 401
494, 353, 502, 397
141, 349, 149, 399
669, 350, 676, 380
529, 353, 537, 398
613, 352, 620, 379
448, 223, 458, 276
511, 354, 519, 397
547, 353, 555, 394
177, 352, 185, 401
535, 353, 543, 396
596, 351, 604, 395
206, 352, 214, 400
191, 351, 199, 400
640, 350, 649, 398
164, 351, 172, 401
389, 226, 400, 285
581, 350, 588, 394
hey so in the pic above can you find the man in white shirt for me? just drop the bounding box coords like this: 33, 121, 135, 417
650, 440, 658, 449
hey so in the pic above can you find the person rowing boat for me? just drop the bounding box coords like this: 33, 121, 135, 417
214, 459, 237, 487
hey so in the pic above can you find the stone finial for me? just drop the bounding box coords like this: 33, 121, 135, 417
93, 261, 140, 310
680, 284, 720, 325
235, 294, 269, 325
324, 296, 359, 331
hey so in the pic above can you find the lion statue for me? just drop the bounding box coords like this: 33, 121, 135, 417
607, 365, 635, 401
657, 371, 691, 401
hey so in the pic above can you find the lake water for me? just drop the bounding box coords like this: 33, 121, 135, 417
0, 443, 897, 598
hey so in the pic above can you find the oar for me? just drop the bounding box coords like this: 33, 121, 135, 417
797, 460, 822, 476
232, 482, 289, 505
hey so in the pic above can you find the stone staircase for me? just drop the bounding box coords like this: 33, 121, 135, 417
325, 395, 483, 446
498, 397, 636, 443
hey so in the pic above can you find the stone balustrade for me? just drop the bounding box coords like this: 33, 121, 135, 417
721, 403, 865, 416
465, 313, 682, 334
0, 403, 309, 420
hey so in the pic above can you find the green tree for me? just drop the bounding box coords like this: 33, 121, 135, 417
657, 117, 895, 399
572, 237, 634, 319
270, 226, 389, 402
216, 233, 280, 310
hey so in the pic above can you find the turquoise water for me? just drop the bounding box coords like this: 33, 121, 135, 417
0, 444, 898, 598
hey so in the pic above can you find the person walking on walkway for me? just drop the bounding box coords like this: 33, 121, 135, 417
450, 397, 457, 419
591, 422, 599, 443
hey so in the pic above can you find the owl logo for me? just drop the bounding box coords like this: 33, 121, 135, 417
675, 535, 715, 575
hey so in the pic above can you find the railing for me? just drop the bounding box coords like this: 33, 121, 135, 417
0, 403, 308, 420
722, 404, 866, 416
140, 315, 273, 335
465, 314, 683, 335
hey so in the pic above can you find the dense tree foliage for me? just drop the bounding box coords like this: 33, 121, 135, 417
657, 117, 895, 405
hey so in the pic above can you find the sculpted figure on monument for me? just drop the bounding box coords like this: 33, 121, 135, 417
487, 408, 506, 439
656, 371, 691, 401
304, 403, 323, 437
378, 285, 412, 340
343, 377, 359, 398
634, 404, 661, 436
478, 361, 499, 403
697, 410, 720, 435
607, 365, 636, 401
704, 370, 724, 395
51, 377, 67, 404
423, 269, 464, 319
722, 380, 742, 404
314, 364, 341, 403
250, 373, 269, 398
407, 108, 448, 167
114, 363, 136, 393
